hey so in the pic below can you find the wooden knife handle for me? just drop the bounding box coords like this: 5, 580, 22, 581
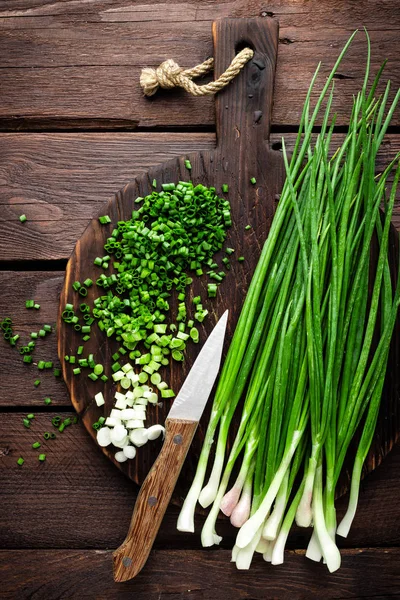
113, 417, 198, 582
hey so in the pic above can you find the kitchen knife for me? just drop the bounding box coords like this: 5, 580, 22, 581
113, 310, 229, 582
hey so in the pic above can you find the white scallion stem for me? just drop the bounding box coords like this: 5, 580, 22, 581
236, 431, 302, 549
198, 448, 226, 508
312, 464, 341, 573
305, 529, 323, 562
177, 416, 218, 532
263, 539, 274, 562
235, 524, 263, 570
337, 456, 362, 537
256, 537, 269, 554
230, 464, 254, 527
262, 470, 289, 541
272, 475, 306, 566
296, 445, 319, 527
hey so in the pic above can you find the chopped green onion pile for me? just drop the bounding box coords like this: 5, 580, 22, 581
60, 181, 233, 459
178, 31, 400, 573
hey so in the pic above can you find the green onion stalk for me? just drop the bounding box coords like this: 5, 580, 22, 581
177, 29, 400, 573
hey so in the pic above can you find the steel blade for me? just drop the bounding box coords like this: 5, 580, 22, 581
167, 310, 228, 422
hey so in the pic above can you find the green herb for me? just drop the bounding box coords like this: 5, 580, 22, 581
178, 31, 400, 575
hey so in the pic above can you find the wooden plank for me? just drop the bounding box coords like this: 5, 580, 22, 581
0, 1, 399, 129
0, 272, 68, 406
1, 547, 400, 599
0, 412, 400, 549
1, 132, 399, 261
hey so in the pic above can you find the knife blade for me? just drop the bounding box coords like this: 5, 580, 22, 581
168, 309, 228, 422
113, 310, 229, 582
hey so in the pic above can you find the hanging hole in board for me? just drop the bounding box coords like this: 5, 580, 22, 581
235, 40, 255, 54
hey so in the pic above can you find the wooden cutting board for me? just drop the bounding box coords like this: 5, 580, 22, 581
58, 16, 400, 504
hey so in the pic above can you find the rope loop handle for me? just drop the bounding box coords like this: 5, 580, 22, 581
140, 47, 254, 97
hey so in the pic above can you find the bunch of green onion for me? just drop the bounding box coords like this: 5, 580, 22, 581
177, 31, 400, 572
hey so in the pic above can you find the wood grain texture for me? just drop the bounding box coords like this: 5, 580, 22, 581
113, 418, 198, 581
1, 133, 399, 261
1, 547, 400, 600
58, 16, 287, 491
1, 412, 400, 550
0, 1, 399, 129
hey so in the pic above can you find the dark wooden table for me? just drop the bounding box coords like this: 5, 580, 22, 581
1, 2, 400, 598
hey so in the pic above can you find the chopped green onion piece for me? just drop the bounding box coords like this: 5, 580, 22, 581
38, 454, 46, 462
222, 184, 229, 193
99, 215, 112, 225
77, 346, 83, 355
238, 256, 245, 262
73, 367, 81, 375
245, 224, 252, 230
23, 418, 30, 428
250, 177, 256, 184
34, 379, 40, 387
34, 303, 40, 310
25, 300, 34, 309
23, 355, 33, 364
27, 413, 35, 420
185, 159, 192, 170
19, 214, 27, 223
101, 375, 109, 382
161, 388, 175, 398
44, 397, 52, 405
94, 364, 104, 375
32, 442, 41, 449
17, 457, 25, 466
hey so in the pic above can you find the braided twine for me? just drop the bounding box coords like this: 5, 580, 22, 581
140, 47, 254, 97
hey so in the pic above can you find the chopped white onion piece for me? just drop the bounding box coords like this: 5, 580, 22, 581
125, 397, 134, 408
130, 419, 144, 429
115, 398, 127, 410
133, 406, 146, 420
113, 435, 129, 448
120, 378, 131, 390
115, 392, 126, 402
110, 408, 121, 418
97, 427, 112, 446
123, 445, 137, 459
147, 393, 158, 404
135, 397, 148, 406
95, 392, 105, 407
125, 390, 135, 400
120, 408, 137, 420
130, 428, 148, 446
111, 424, 128, 442
112, 371, 125, 382
147, 424, 165, 440
105, 417, 119, 427
125, 419, 139, 429
133, 387, 143, 399
115, 451, 128, 463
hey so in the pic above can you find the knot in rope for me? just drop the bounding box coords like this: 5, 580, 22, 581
140, 48, 254, 97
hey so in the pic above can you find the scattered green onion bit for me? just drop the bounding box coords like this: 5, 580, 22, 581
19, 214, 27, 223
32, 442, 41, 449
17, 457, 25, 466
38, 454, 46, 462
250, 177, 256, 184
